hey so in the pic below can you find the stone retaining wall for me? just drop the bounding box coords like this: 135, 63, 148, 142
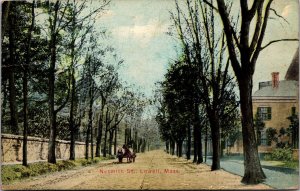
1, 134, 95, 163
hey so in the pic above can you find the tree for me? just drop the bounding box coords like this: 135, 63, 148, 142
254, 112, 265, 146
44, 0, 71, 164
203, 0, 298, 183
7, 2, 19, 135
2, 1, 48, 166
287, 112, 299, 149
22, 0, 35, 166
266, 127, 277, 146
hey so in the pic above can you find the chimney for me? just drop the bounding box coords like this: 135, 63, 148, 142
271, 72, 279, 88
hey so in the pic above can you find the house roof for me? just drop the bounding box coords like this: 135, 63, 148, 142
253, 80, 298, 98
285, 47, 299, 81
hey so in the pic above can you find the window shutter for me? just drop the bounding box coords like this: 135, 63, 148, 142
292, 107, 296, 115
267, 107, 272, 120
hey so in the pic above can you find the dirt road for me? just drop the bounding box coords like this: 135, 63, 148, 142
3, 150, 271, 190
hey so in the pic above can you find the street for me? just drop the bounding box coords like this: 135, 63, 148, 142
3, 150, 270, 190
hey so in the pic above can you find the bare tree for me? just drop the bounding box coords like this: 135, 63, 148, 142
203, 0, 298, 184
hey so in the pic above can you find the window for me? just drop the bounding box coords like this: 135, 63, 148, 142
257, 107, 271, 121
260, 130, 267, 146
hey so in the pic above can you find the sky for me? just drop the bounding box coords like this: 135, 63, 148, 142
96, 0, 299, 97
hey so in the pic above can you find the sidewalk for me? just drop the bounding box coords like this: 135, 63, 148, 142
205, 157, 299, 189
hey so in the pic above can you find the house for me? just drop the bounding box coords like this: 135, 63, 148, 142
227, 48, 299, 155
252, 48, 299, 152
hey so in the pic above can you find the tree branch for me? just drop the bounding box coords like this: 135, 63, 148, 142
249, 1, 264, 52
260, 38, 299, 51
202, 0, 218, 12
248, 0, 264, 19
215, 0, 242, 78
250, 0, 273, 72
270, 8, 289, 24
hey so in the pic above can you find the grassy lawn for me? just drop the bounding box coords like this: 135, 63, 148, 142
1, 156, 115, 184
277, 160, 299, 169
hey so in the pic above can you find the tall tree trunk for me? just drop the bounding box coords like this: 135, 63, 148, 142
1, 2, 11, 40
204, 125, 208, 162
69, 68, 76, 160
210, 110, 220, 170
69, 19, 77, 160
124, 128, 127, 145
22, 1, 35, 166
239, 76, 266, 183
22, 68, 28, 166
186, 124, 191, 160
170, 140, 175, 155
48, 35, 57, 164
96, 102, 104, 157
193, 124, 198, 163
128, 128, 132, 145
194, 103, 203, 164
197, 127, 203, 164
108, 129, 113, 155
103, 111, 109, 157
138, 138, 142, 153
2, 81, 8, 122
144, 139, 147, 152
47, 1, 59, 164
88, 85, 94, 159
114, 125, 117, 155
85, 124, 90, 159
178, 141, 183, 157
134, 130, 138, 152
165, 140, 169, 154
8, 8, 19, 135
91, 123, 94, 159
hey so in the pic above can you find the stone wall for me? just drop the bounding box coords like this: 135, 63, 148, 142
1, 134, 95, 163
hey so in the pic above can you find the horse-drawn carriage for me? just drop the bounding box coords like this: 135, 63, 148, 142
117, 144, 136, 163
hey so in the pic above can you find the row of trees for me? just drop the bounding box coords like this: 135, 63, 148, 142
156, 0, 297, 184
1, 0, 155, 166
155, 0, 240, 168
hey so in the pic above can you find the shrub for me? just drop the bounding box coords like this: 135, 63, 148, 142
80, 159, 93, 166
266, 127, 277, 146
57, 160, 76, 171
2, 157, 109, 184
264, 148, 293, 161
92, 157, 102, 163
105, 155, 116, 160
1, 165, 22, 183
20, 168, 31, 177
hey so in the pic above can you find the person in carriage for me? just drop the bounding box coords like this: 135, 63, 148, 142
117, 147, 123, 163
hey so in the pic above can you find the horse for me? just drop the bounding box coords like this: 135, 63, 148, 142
122, 145, 136, 163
